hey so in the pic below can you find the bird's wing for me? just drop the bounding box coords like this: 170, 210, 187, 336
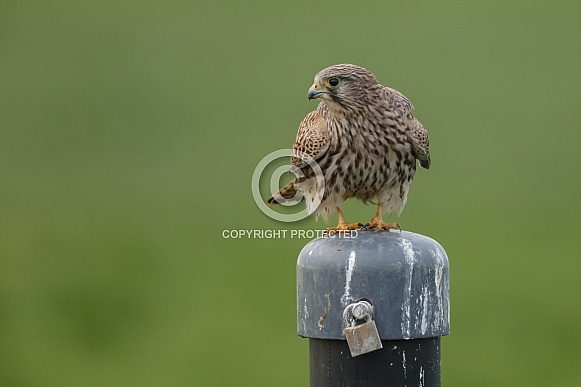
382, 87, 430, 169
291, 107, 330, 167
410, 118, 431, 169
384, 86, 414, 114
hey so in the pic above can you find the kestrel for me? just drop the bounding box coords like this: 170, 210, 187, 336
268, 64, 430, 232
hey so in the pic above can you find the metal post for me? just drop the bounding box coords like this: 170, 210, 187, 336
297, 230, 450, 386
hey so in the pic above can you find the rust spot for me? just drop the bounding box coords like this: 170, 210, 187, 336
317, 294, 331, 330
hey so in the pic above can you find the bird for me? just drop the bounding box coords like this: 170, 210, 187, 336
268, 64, 430, 232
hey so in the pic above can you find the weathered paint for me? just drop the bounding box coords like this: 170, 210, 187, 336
341, 250, 357, 307
297, 230, 449, 340
399, 238, 416, 339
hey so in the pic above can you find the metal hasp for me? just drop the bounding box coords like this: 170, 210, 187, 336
297, 230, 450, 386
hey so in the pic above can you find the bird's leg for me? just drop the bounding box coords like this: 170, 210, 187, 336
365, 203, 400, 231
326, 207, 362, 234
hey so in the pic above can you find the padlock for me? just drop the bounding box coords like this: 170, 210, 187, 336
343, 304, 383, 357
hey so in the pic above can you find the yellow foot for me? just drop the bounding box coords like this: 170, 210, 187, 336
365, 218, 400, 231
326, 222, 363, 234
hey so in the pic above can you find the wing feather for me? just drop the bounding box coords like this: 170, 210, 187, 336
382, 86, 430, 169
410, 118, 431, 169
291, 108, 330, 167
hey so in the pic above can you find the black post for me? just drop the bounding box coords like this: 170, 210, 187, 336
297, 230, 450, 386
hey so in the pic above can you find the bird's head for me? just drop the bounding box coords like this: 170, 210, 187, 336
307, 64, 378, 111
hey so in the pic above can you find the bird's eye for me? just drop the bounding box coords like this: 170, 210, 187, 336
326, 78, 340, 88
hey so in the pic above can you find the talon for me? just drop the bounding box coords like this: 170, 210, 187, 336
365, 219, 400, 231
326, 222, 361, 233
364, 203, 401, 231
326, 207, 363, 234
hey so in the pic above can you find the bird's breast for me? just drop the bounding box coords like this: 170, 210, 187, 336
320, 117, 414, 200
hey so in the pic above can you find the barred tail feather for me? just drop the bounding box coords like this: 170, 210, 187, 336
267, 181, 300, 206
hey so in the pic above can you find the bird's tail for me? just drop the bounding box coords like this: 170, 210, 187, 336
267, 180, 301, 206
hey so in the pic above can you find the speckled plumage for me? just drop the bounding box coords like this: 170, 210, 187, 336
269, 64, 430, 227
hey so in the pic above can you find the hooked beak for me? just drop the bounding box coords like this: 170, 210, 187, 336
307, 83, 325, 100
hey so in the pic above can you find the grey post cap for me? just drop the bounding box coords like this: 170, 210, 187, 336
297, 230, 450, 340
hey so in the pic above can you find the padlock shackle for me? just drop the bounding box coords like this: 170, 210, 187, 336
342, 300, 373, 329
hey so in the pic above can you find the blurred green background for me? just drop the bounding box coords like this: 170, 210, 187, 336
1, 1, 580, 386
